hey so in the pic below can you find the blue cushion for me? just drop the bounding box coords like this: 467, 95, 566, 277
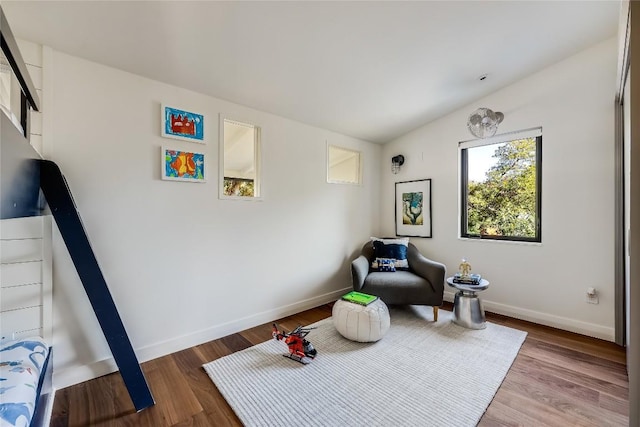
371, 238, 409, 270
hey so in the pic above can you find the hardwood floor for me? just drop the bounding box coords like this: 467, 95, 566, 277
50, 303, 628, 426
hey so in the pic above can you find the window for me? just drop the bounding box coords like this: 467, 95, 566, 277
460, 128, 542, 242
219, 117, 261, 199
327, 145, 361, 185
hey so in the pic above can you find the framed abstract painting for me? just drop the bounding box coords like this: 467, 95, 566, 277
161, 147, 206, 182
395, 179, 432, 238
161, 104, 204, 143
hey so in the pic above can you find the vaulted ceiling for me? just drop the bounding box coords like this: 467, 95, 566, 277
3, 1, 620, 143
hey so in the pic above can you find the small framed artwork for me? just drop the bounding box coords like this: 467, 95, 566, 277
161, 104, 204, 143
395, 179, 432, 238
161, 147, 206, 182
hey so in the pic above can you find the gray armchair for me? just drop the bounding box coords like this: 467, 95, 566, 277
351, 241, 446, 321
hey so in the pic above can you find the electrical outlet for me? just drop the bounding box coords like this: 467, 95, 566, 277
586, 288, 599, 304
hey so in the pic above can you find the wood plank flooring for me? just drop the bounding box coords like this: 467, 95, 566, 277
50, 303, 628, 426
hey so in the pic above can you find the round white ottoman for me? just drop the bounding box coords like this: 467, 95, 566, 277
332, 298, 390, 342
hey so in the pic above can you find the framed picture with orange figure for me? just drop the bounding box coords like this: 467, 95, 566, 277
161, 147, 206, 182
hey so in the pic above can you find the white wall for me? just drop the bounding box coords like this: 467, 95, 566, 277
46, 50, 381, 388
34, 34, 618, 390
381, 38, 617, 340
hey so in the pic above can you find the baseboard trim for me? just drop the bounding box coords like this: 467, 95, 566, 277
53, 358, 117, 391
54, 287, 349, 390
444, 291, 615, 341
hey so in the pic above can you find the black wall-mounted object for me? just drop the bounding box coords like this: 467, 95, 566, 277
39, 160, 155, 412
391, 155, 405, 167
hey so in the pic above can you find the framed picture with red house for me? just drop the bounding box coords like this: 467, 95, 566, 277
161, 104, 204, 143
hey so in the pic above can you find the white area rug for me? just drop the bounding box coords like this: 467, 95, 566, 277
203, 306, 527, 427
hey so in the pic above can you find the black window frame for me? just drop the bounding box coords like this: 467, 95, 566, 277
460, 134, 542, 243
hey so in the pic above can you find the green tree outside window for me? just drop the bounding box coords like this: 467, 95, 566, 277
462, 136, 541, 242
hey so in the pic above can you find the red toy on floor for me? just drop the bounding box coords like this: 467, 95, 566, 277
272, 323, 317, 364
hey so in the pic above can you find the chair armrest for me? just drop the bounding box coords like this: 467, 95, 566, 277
351, 255, 370, 291
408, 251, 446, 294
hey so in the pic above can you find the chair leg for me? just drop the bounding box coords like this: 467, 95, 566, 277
433, 306, 438, 322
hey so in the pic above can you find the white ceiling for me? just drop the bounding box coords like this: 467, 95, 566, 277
3, 1, 620, 143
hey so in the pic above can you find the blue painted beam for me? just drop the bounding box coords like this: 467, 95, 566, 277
39, 160, 154, 411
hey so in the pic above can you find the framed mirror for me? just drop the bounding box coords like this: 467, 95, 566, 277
219, 116, 261, 199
